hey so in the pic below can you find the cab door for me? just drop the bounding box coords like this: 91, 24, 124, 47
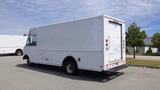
25, 33, 38, 63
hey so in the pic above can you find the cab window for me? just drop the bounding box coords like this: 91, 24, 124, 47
26, 35, 37, 46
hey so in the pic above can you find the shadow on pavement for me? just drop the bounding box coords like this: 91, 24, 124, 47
16, 63, 124, 83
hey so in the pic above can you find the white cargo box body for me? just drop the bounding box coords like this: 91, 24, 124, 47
24, 15, 125, 72
0, 35, 27, 54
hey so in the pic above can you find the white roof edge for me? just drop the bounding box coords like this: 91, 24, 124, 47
32, 15, 125, 29
0, 35, 25, 36
103, 15, 125, 23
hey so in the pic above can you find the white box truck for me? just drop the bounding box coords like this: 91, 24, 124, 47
23, 15, 126, 74
0, 35, 27, 55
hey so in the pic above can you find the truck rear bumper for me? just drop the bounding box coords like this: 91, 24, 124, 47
102, 64, 128, 72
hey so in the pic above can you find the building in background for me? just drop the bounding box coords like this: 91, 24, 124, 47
126, 37, 158, 55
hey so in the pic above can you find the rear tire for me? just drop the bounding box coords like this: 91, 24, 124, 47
15, 49, 23, 56
64, 61, 77, 75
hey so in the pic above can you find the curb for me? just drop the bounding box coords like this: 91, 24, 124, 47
128, 64, 160, 69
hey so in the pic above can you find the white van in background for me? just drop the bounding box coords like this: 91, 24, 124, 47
23, 15, 126, 74
0, 35, 27, 56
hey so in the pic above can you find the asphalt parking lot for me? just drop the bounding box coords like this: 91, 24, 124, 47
0, 56, 160, 90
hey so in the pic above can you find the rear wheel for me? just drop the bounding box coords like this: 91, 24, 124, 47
15, 49, 23, 56
64, 61, 77, 75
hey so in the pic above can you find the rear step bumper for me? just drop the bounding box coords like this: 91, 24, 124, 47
103, 64, 128, 73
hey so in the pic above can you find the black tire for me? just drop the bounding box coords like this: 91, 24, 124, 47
27, 59, 33, 66
64, 61, 77, 75
15, 49, 23, 56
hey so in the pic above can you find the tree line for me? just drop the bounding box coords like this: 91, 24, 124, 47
126, 23, 160, 59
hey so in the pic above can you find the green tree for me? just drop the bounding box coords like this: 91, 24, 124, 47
126, 23, 147, 59
151, 33, 160, 48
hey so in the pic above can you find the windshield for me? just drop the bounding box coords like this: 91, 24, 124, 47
26, 34, 37, 46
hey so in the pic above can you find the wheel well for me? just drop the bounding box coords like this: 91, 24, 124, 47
62, 56, 78, 68
15, 49, 23, 54
23, 55, 29, 60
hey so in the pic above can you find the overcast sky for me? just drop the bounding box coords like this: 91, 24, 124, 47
0, 0, 160, 36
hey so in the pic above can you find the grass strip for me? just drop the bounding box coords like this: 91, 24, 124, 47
126, 58, 160, 68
